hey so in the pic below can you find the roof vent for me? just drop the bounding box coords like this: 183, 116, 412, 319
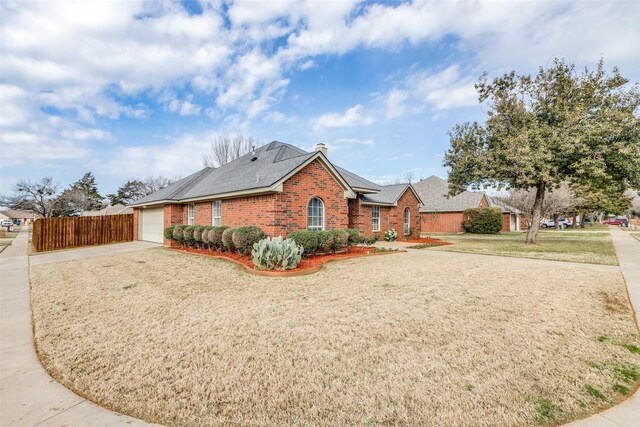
250, 145, 257, 161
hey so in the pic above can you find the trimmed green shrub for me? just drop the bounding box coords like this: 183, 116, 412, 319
287, 230, 319, 257
164, 226, 175, 241
221, 227, 236, 252
345, 228, 364, 246
207, 226, 229, 251
201, 226, 214, 246
315, 230, 332, 253
182, 225, 195, 246
252, 236, 303, 270
328, 229, 349, 253
172, 225, 186, 244
462, 207, 503, 234
232, 226, 266, 255
193, 226, 206, 246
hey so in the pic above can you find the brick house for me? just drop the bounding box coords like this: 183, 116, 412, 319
414, 175, 523, 233
130, 142, 423, 246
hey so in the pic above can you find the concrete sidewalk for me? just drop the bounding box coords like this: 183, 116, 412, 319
0, 227, 155, 426
566, 226, 640, 426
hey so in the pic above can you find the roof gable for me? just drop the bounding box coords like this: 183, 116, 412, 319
362, 183, 423, 206
414, 175, 486, 212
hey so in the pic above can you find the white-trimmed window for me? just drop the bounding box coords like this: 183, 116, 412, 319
212, 201, 222, 226
187, 203, 195, 225
403, 207, 410, 235
307, 197, 324, 230
372, 206, 380, 232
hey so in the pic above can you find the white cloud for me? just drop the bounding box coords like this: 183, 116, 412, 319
299, 60, 317, 71
313, 105, 374, 131
381, 65, 478, 117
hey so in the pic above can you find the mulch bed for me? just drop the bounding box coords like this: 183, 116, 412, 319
174, 246, 399, 275
396, 237, 452, 246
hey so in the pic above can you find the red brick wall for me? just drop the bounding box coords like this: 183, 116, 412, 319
501, 212, 511, 232
349, 188, 421, 239
194, 201, 212, 225
164, 204, 185, 247
277, 160, 348, 235
222, 194, 279, 235
392, 189, 421, 239
420, 212, 466, 233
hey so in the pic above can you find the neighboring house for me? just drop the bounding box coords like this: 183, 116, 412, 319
488, 197, 526, 232
414, 175, 492, 233
0, 209, 37, 225
81, 204, 133, 216
130, 142, 423, 245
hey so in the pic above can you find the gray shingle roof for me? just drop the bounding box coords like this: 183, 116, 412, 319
362, 184, 411, 205
334, 165, 381, 192
414, 175, 486, 212
130, 141, 379, 205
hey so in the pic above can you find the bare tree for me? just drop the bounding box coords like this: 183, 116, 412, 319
404, 169, 416, 184
421, 210, 441, 237
0, 177, 60, 218
498, 184, 580, 229
203, 134, 257, 168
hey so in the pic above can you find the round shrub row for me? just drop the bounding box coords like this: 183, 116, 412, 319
287, 229, 363, 257
208, 226, 229, 250
232, 226, 266, 255
221, 227, 236, 252
462, 207, 503, 234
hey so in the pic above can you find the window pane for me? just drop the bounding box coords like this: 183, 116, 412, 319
372, 206, 380, 232
212, 201, 222, 226
307, 197, 324, 230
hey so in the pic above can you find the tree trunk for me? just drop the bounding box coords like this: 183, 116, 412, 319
553, 213, 559, 229
526, 181, 546, 244
580, 213, 586, 228
572, 214, 577, 228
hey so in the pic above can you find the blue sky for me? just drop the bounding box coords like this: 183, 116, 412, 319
1, 0, 639, 196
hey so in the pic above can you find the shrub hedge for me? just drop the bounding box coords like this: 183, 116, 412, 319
207, 226, 229, 250
193, 226, 206, 246
287, 231, 318, 257
221, 227, 236, 252
201, 226, 214, 246
462, 207, 503, 234
232, 226, 266, 255
172, 225, 186, 243
163, 226, 175, 241
288, 229, 357, 256
182, 225, 195, 246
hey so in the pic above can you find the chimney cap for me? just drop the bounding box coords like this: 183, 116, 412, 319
315, 143, 328, 157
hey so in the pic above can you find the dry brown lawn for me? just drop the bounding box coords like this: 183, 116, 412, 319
30, 248, 640, 427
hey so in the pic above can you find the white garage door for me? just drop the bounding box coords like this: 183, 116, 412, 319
140, 207, 164, 243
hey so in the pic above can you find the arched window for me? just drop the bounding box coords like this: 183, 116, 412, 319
403, 207, 410, 235
307, 197, 324, 230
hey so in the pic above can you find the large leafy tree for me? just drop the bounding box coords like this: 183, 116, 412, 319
444, 59, 640, 243
106, 176, 173, 205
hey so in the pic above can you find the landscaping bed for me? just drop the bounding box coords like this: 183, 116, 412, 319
30, 248, 640, 426
397, 237, 452, 247
174, 245, 399, 275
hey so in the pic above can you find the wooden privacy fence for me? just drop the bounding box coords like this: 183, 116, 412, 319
32, 214, 134, 252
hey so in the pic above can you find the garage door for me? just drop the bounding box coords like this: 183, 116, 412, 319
140, 207, 164, 243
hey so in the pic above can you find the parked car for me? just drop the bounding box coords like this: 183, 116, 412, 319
1, 219, 13, 228
603, 217, 629, 226
541, 218, 572, 229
